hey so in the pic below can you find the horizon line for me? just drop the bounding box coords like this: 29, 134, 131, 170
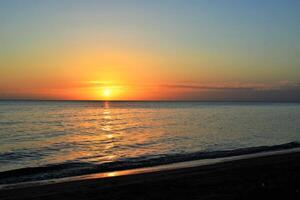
1, 99, 300, 103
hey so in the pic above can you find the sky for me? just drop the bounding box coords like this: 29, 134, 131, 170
0, 0, 300, 101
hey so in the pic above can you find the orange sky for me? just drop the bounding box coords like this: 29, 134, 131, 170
1, 1, 300, 101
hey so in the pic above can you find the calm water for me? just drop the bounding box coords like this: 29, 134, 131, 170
1, 101, 300, 183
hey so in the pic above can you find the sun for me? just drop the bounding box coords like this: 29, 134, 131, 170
98, 85, 122, 100
102, 88, 112, 98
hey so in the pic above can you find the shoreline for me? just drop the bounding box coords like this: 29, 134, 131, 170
1, 149, 300, 199
2, 142, 300, 187
1, 147, 300, 190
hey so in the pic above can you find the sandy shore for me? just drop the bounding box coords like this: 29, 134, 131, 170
1, 151, 300, 200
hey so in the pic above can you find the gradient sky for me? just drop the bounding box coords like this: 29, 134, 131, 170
1, 0, 300, 100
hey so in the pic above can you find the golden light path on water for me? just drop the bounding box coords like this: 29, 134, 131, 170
54, 101, 173, 165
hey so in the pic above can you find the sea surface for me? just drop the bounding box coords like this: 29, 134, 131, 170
0, 101, 300, 184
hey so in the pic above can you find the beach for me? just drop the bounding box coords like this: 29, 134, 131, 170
1, 151, 300, 200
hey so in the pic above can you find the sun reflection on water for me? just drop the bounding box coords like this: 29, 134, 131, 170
106, 172, 117, 177
24, 101, 171, 166
103, 101, 110, 109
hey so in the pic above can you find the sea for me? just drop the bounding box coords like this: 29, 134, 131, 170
1, 101, 300, 185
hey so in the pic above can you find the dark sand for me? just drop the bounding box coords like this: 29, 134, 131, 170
1, 152, 300, 200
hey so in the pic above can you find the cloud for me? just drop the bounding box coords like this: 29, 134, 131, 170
159, 81, 300, 92
28, 80, 300, 92
3, 80, 299, 101
159, 84, 255, 90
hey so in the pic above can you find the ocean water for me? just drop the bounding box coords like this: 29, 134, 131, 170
0, 101, 300, 184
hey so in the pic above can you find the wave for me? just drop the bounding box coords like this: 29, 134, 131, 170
1, 141, 300, 185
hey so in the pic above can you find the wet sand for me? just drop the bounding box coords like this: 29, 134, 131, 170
1, 151, 300, 200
